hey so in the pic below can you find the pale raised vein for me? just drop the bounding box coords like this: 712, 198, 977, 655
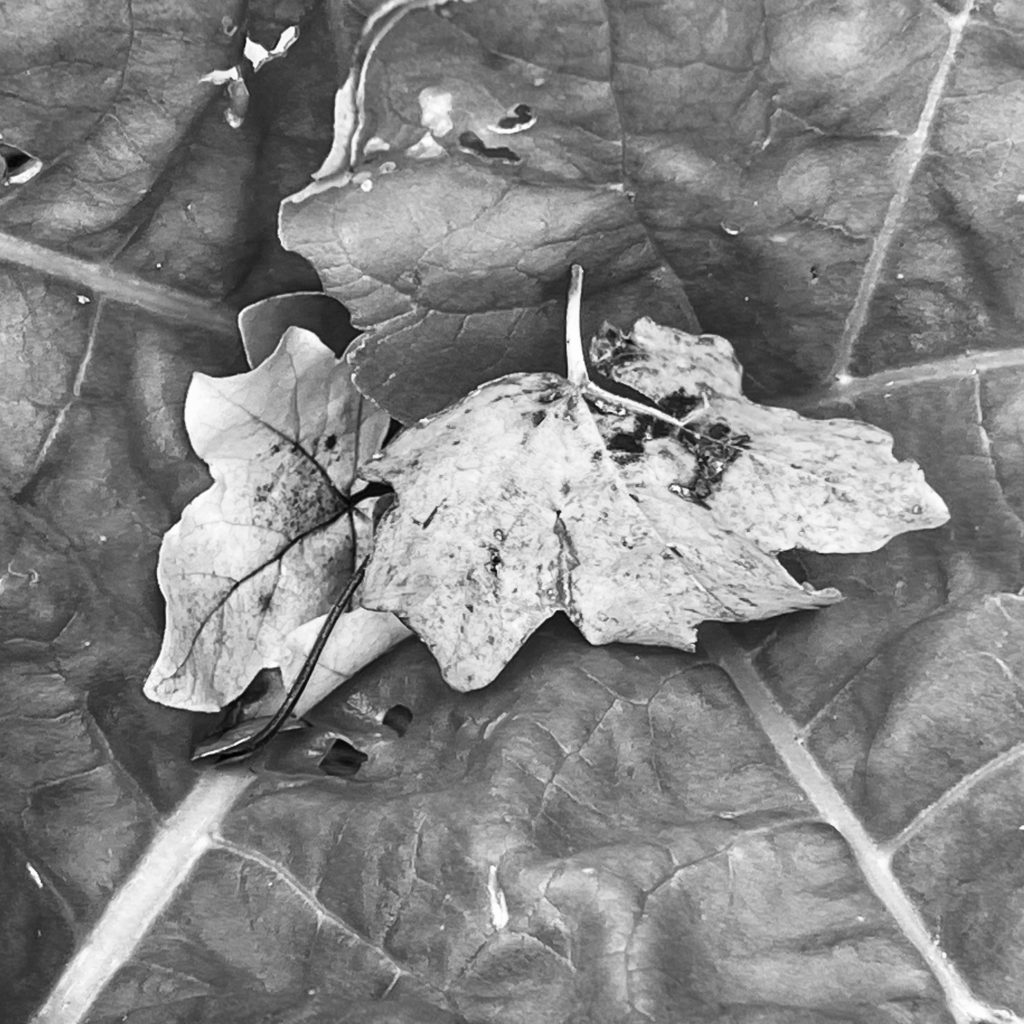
25, 296, 105, 481
830, 3, 974, 383
210, 836, 435, 991
31, 771, 255, 1024
793, 347, 1024, 411
0, 232, 237, 337
968, 370, 1024, 535
885, 742, 1024, 858
700, 624, 1023, 1024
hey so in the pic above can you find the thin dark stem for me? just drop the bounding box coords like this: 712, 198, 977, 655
193, 556, 370, 764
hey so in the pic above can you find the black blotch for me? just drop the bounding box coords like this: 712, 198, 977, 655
496, 103, 534, 130
656, 388, 701, 420
486, 546, 502, 575
257, 591, 273, 613
323, 434, 338, 451
458, 130, 521, 165
319, 739, 368, 778
531, 410, 547, 426
382, 704, 413, 736
607, 432, 644, 454
673, 421, 753, 506
809, 265, 820, 282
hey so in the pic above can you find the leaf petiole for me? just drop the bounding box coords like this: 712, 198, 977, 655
565, 263, 709, 433
192, 556, 370, 765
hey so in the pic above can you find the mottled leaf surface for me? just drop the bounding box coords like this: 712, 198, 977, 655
4, 0, 1024, 1023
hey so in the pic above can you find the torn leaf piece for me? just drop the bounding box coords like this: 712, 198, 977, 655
591, 319, 950, 554
199, 66, 241, 86
244, 25, 299, 73
144, 328, 390, 712
360, 373, 842, 692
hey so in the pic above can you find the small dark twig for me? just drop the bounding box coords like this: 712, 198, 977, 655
193, 556, 370, 764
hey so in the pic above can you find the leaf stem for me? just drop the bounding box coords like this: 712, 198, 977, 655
565, 264, 706, 432
193, 557, 370, 763
701, 624, 1024, 1024
581, 382, 707, 434
565, 264, 587, 387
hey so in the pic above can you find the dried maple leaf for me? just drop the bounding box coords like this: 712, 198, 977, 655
144, 327, 389, 712
359, 276, 949, 692
588, 317, 947, 554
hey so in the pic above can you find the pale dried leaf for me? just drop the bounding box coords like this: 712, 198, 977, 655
145, 327, 389, 711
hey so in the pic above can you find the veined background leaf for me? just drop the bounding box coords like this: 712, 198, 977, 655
3, 0, 1024, 1022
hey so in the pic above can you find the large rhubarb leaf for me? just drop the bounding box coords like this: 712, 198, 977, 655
0, 1, 341, 1017
280, 0, 1022, 421
5, 1, 1024, 1024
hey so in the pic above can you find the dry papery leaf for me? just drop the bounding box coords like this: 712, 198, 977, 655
144, 326, 389, 712
360, 269, 949, 690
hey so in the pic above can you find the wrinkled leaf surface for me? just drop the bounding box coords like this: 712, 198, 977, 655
4, 0, 1024, 1022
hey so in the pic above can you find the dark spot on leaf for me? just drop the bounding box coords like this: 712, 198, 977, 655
492, 103, 536, 133
382, 704, 413, 736
647, 418, 673, 440
458, 130, 521, 165
671, 421, 752, 505
318, 739, 367, 778
323, 434, 338, 451
532, 410, 547, 426
656, 388, 701, 420
257, 591, 273, 613
486, 546, 502, 575
607, 432, 644, 455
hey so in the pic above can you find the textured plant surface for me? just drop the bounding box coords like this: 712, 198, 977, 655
4, 1, 1024, 1023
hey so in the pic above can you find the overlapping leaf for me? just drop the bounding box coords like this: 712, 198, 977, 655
144, 327, 389, 711
360, 319, 947, 690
